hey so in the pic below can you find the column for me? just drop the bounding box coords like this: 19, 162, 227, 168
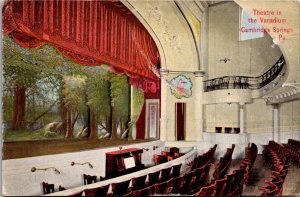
239, 102, 245, 134
273, 104, 279, 142
194, 71, 205, 141
160, 69, 169, 141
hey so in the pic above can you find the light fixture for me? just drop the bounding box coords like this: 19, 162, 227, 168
219, 58, 231, 63
71, 161, 93, 169
31, 167, 60, 174
142, 148, 149, 151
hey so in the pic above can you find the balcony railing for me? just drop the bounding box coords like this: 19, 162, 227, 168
204, 55, 285, 92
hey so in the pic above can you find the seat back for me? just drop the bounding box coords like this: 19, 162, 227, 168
215, 176, 227, 196
133, 185, 155, 196
84, 184, 109, 196
42, 182, 54, 194
194, 184, 216, 196
201, 164, 211, 186
132, 187, 148, 196
171, 163, 182, 178
161, 151, 170, 157
169, 177, 184, 194
159, 167, 172, 182
154, 154, 161, 165
170, 147, 180, 154
148, 170, 160, 185
153, 181, 168, 194
224, 173, 235, 195
59, 185, 66, 191
190, 167, 203, 190
131, 175, 147, 190
111, 180, 131, 195
83, 174, 97, 185
179, 171, 195, 194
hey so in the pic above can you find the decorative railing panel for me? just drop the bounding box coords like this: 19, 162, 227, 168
204, 55, 285, 92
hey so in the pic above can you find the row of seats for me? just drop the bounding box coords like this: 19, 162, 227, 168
262, 141, 288, 169
154, 147, 184, 165
213, 144, 235, 180
244, 143, 258, 185
83, 174, 106, 185
80, 145, 217, 196
260, 141, 290, 196
193, 143, 258, 196
283, 139, 300, 167
42, 174, 106, 195
43, 162, 182, 196
190, 144, 217, 170
42, 182, 67, 195
88, 162, 182, 196
133, 147, 216, 196
126, 163, 211, 196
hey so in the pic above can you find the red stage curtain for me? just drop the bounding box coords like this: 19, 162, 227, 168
2, 0, 160, 93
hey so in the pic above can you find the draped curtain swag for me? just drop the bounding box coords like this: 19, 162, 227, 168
3, 0, 161, 93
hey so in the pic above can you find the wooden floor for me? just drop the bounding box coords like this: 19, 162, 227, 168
3, 138, 152, 160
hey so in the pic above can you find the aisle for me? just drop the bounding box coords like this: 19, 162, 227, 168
242, 155, 272, 196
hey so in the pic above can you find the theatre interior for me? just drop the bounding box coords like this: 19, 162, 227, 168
1, 0, 300, 196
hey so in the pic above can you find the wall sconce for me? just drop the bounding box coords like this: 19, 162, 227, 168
219, 58, 231, 63
142, 148, 149, 151
31, 167, 60, 174
71, 161, 93, 169
153, 145, 159, 150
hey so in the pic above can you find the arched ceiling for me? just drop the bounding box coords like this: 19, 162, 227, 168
123, 0, 200, 71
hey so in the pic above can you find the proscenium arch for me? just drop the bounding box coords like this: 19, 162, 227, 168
122, 0, 200, 71
121, 0, 167, 70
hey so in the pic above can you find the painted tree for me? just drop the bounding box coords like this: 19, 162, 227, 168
110, 74, 130, 139
85, 67, 111, 140
3, 36, 50, 130
3, 35, 131, 141
3, 35, 81, 134
62, 75, 88, 138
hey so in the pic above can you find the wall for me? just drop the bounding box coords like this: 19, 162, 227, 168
165, 73, 196, 141
204, 103, 239, 132
208, 2, 282, 78
204, 98, 300, 133
2, 141, 164, 196
245, 99, 300, 133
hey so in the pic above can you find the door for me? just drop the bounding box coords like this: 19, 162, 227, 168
176, 103, 185, 141
146, 99, 159, 139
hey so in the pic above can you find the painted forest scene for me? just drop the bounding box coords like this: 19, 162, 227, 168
3, 35, 144, 142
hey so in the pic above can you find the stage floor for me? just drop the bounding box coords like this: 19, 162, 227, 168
3, 138, 153, 160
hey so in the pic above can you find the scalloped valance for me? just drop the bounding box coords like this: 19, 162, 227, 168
3, 0, 160, 93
